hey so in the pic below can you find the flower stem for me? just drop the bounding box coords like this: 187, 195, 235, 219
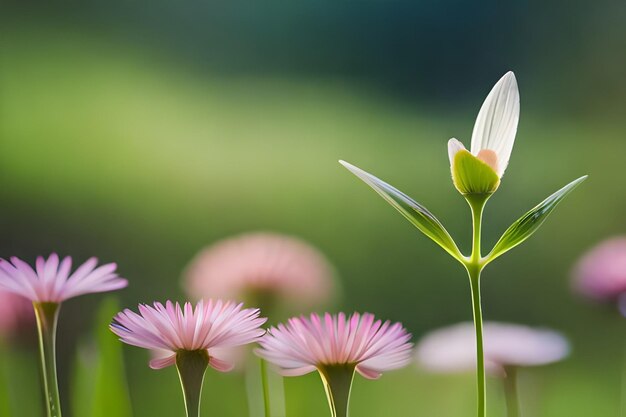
33, 302, 63, 417
465, 193, 490, 417
503, 366, 520, 417
260, 358, 271, 417
318, 365, 355, 417
176, 350, 209, 417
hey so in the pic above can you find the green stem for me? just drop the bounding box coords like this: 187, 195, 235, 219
260, 358, 271, 417
33, 302, 63, 417
318, 365, 355, 417
503, 367, 520, 417
176, 350, 209, 417
464, 193, 490, 417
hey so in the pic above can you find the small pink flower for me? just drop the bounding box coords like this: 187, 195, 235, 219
256, 312, 413, 379
416, 322, 569, 375
184, 232, 336, 310
0, 290, 34, 341
572, 237, 626, 301
0, 254, 127, 303
111, 299, 267, 371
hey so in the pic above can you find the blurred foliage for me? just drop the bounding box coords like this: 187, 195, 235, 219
0, 3, 625, 415
71, 298, 132, 417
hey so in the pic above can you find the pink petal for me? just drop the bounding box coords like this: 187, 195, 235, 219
149, 354, 176, 369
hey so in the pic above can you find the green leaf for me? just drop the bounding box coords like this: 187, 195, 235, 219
0, 342, 12, 417
93, 297, 133, 417
485, 176, 587, 264
72, 297, 133, 417
71, 341, 97, 417
451, 150, 500, 195
340, 160, 463, 262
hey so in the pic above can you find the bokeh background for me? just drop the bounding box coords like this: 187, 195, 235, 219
1, 1, 626, 416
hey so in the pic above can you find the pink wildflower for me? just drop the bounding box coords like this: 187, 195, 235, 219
0, 254, 127, 303
256, 312, 413, 379
111, 299, 267, 371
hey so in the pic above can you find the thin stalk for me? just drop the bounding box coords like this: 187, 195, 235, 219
318, 365, 355, 417
503, 367, 520, 417
464, 194, 490, 417
260, 358, 271, 417
33, 302, 63, 417
176, 350, 209, 417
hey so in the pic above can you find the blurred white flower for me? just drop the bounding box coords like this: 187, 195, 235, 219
416, 322, 569, 376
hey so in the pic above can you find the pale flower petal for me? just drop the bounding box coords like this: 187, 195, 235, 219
416, 322, 569, 375
447, 138, 466, 166
149, 354, 176, 370
208, 356, 235, 372
470, 71, 520, 177
355, 366, 382, 380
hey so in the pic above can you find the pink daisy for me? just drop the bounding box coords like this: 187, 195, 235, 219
110, 299, 267, 371
184, 232, 336, 311
572, 237, 626, 301
0, 254, 127, 303
0, 290, 34, 341
256, 312, 413, 379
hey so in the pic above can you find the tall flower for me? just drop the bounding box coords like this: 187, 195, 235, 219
447, 71, 520, 195
416, 322, 569, 417
572, 237, 626, 310
340, 71, 585, 417
256, 312, 412, 417
184, 232, 336, 317
0, 254, 127, 417
111, 300, 266, 417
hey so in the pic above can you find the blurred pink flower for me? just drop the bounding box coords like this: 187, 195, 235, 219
110, 299, 267, 371
572, 237, 626, 301
184, 232, 336, 310
0, 290, 34, 341
0, 254, 127, 303
256, 312, 413, 379
416, 322, 569, 375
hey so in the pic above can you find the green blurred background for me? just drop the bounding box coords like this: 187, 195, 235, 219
1, 1, 625, 416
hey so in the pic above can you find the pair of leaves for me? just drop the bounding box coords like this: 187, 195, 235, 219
340, 160, 586, 265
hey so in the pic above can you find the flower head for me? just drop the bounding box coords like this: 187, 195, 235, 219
110, 299, 267, 371
448, 72, 520, 194
0, 254, 127, 303
184, 232, 336, 312
572, 237, 626, 303
416, 322, 569, 375
256, 312, 413, 379
0, 290, 34, 341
